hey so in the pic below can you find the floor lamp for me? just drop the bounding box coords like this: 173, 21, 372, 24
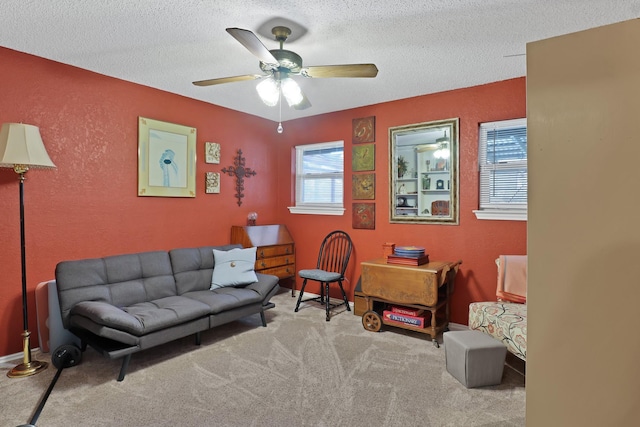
0, 123, 56, 378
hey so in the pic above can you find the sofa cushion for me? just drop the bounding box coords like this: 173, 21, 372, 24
469, 301, 527, 361
71, 296, 210, 336
211, 247, 258, 289
56, 251, 177, 329
170, 245, 242, 294
245, 273, 280, 300
182, 288, 263, 314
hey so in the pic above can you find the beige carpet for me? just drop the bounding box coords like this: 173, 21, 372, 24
1, 290, 525, 426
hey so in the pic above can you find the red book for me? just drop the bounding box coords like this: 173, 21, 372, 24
383, 310, 427, 328
386, 254, 430, 265
391, 305, 424, 317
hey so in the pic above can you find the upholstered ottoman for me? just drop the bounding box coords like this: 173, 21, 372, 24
444, 330, 507, 388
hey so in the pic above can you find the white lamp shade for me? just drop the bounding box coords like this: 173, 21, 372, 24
281, 78, 303, 106
0, 123, 56, 169
256, 78, 279, 107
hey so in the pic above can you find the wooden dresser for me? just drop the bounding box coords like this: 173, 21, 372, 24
231, 225, 295, 294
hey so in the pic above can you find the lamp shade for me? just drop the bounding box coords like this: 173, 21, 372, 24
0, 123, 56, 169
256, 78, 279, 107
281, 77, 303, 107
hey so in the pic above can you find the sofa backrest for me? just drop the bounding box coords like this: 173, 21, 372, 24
55, 251, 176, 328
170, 244, 241, 295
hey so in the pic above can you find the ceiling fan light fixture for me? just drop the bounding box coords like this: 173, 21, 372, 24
281, 77, 303, 106
436, 130, 449, 144
256, 78, 279, 106
433, 130, 450, 159
194, 26, 378, 114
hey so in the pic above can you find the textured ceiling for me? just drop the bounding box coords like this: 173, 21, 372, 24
2, 1, 639, 122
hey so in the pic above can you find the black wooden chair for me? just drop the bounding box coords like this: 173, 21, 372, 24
294, 230, 353, 321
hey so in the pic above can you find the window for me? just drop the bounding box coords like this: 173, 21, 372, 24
474, 118, 527, 221
288, 140, 345, 215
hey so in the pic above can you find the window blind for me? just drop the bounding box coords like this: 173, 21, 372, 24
478, 118, 527, 211
295, 141, 344, 207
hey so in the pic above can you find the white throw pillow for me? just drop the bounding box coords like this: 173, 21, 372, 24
210, 247, 258, 289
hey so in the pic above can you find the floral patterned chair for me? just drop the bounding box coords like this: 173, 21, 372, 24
468, 256, 527, 361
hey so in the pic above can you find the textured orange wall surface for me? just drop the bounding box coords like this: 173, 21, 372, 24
0, 47, 280, 356
1, 46, 526, 357
274, 79, 527, 328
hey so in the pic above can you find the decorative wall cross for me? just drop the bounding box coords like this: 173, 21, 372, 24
221, 149, 257, 206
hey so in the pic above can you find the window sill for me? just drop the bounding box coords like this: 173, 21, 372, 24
288, 206, 345, 216
473, 209, 527, 221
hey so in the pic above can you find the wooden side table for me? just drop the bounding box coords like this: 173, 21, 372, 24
358, 258, 461, 346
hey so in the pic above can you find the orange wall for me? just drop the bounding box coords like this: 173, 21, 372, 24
274, 79, 527, 328
0, 47, 281, 356
0, 46, 526, 357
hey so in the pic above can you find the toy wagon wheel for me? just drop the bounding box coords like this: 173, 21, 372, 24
362, 310, 382, 332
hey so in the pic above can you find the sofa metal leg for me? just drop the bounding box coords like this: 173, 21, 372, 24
260, 310, 267, 327
117, 354, 132, 382
195, 331, 201, 346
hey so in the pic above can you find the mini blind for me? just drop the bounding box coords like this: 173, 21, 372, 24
295, 141, 343, 206
478, 118, 527, 211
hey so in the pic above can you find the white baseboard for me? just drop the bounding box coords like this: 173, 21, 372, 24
0, 348, 43, 365
448, 322, 468, 331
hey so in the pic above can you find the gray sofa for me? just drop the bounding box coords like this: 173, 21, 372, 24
55, 244, 279, 381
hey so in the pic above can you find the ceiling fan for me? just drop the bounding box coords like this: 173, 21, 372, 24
193, 26, 379, 112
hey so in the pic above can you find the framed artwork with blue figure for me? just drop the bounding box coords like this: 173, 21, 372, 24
138, 117, 196, 197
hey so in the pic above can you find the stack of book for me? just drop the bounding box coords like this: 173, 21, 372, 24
382, 305, 428, 328
386, 245, 429, 265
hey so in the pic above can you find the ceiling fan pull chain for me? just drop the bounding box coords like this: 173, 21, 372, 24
277, 88, 284, 134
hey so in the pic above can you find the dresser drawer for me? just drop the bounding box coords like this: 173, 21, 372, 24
259, 264, 296, 279
230, 225, 295, 293
256, 244, 294, 259
255, 254, 295, 270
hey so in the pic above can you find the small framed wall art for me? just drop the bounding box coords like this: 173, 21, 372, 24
352, 203, 375, 229
352, 173, 375, 200
205, 142, 221, 164
352, 116, 375, 143
205, 172, 220, 194
138, 117, 196, 197
352, 143, 375, 172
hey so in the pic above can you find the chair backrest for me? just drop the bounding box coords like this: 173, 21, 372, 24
315, 230, 353, 277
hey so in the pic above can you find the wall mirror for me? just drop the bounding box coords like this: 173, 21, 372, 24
389, 118, 459, 224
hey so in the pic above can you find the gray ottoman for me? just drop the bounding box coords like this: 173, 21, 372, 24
444, 330, 507, 388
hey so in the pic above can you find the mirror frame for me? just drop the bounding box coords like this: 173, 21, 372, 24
388, 118, 459, 224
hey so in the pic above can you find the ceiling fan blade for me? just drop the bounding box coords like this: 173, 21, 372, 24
226, 27, 279, 67
301, 64, 378, 78
192, 74, 264, 87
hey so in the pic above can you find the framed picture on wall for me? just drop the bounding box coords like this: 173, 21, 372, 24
352, 173, 375, 199
352, 116, 375, 143
353, 203, 375, 229
205, 142, 221, 164
352, 144, 375, 172
138, 117, 196, 197
205, 172, 220, 194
